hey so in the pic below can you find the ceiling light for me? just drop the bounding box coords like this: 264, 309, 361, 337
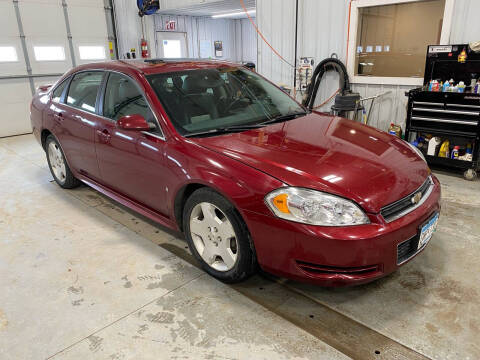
211, 9, 255, 18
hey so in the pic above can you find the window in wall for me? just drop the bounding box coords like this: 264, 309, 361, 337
33, 46, 66, 61
79, 46, 106, 60
162, 40, 181, 59
66, 71, 103, 113
52, 79, 69, 103
354, 0, 446, 78
0, 46, 18, 62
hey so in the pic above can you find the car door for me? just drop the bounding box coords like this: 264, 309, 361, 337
95, 71, 169, 215
46, 71, 104, 181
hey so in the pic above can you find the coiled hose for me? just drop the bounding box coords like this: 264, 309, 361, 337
302, 55, 351, 110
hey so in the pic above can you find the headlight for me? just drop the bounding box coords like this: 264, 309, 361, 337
265, 188, 369, 226
406, 141, 427, 163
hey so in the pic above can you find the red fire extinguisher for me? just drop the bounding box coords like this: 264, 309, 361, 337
141, 38, 148, 58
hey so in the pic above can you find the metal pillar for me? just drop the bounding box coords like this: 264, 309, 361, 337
12, 0, 35, 95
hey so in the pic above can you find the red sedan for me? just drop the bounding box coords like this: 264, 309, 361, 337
30, 60, 441, 286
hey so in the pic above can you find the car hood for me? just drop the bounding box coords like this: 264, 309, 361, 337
193, 113, 430, 213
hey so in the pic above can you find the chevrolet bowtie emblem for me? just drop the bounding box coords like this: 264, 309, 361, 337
411, 192, 422, 205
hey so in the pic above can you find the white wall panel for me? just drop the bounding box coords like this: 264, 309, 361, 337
450, 0, 480, 44
69, 2, 109, 64
0, 81, 32, 137
19, 1, 71, 74
152, 14, 256, 63
238, 18, 257, 63
196, 17, 237, 61
113, 0, 143, 58
257, 0, 295, 87
0, 1, 27, 76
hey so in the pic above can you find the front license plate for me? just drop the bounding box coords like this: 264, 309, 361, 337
418, 213, 439, 250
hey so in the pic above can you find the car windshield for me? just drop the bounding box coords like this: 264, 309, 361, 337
147, 67, 306, 137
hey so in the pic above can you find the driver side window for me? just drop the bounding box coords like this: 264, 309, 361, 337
103, 72, 161, 134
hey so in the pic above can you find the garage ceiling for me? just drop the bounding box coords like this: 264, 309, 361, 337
156, 0, 256, 18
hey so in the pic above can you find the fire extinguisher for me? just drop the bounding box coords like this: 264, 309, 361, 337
141, 38, 148, 58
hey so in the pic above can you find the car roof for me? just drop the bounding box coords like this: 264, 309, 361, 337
74, 59, 242, 76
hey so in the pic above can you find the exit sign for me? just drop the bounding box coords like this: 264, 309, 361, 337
166, 20, 176, 31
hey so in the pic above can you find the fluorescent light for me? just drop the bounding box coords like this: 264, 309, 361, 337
211, 9, 255, 18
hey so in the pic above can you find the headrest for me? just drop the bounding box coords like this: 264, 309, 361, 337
183, 75, 205, 94
118, 79, 139, 100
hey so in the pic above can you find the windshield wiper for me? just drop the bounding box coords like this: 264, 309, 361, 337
184, 124, 265, 138
258, 111, 307, 126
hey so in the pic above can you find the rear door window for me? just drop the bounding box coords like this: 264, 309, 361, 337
66, 71, 103, 113
52, 78, 69, 103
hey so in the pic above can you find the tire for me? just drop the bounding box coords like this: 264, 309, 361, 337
183, 187, 257, 283
45, 135, 81, 189
464, 169, 477, 181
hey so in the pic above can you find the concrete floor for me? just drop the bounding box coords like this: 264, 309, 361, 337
0, 134, 479, 360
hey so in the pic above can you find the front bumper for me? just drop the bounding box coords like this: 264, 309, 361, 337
243, 175, 441, 287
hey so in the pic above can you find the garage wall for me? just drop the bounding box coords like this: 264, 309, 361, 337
153, 14, 257, 63
256, 0, 480, 132
0, 0, 114, 138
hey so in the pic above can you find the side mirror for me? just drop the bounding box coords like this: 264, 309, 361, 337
117, 114, 150, 131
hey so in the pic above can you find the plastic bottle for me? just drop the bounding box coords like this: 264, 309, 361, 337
470, 78, 477, 93
388, 123, 402, 137
427, 137, 441, 156
451, 146, 460, 159
442, 80, 450, 92
438, 140, 450, 158
466, 143, 472, 154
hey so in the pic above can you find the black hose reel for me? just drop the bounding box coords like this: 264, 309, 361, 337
302, 54, 362, 119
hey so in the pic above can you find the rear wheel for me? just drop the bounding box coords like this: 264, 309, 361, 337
183, 188, 256, 283
45, 135, 80, 189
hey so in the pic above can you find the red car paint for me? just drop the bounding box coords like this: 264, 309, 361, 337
31, 60, 441, 286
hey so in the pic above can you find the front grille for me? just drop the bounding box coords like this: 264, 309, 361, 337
397, 235, 420, 264
381, 176, 433, 222
296, 260, 379, 277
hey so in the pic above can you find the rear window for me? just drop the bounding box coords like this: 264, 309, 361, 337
66, 71, 103, 113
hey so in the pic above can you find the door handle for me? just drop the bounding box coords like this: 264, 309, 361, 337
53, 112, 63, 122
96, 129, 111, 143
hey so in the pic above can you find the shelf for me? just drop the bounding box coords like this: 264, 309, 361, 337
425, 155, 475, 169
410, 126, 478, 138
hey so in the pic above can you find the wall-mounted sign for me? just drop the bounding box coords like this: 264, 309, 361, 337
166, 20, 176, 31
214, 41, 223, 57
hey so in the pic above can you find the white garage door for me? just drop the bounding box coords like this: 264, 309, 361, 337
0, 0, 113, 138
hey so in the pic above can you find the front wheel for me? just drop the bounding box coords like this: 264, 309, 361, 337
183, 188, 257, 283
45, 135, 81, 189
